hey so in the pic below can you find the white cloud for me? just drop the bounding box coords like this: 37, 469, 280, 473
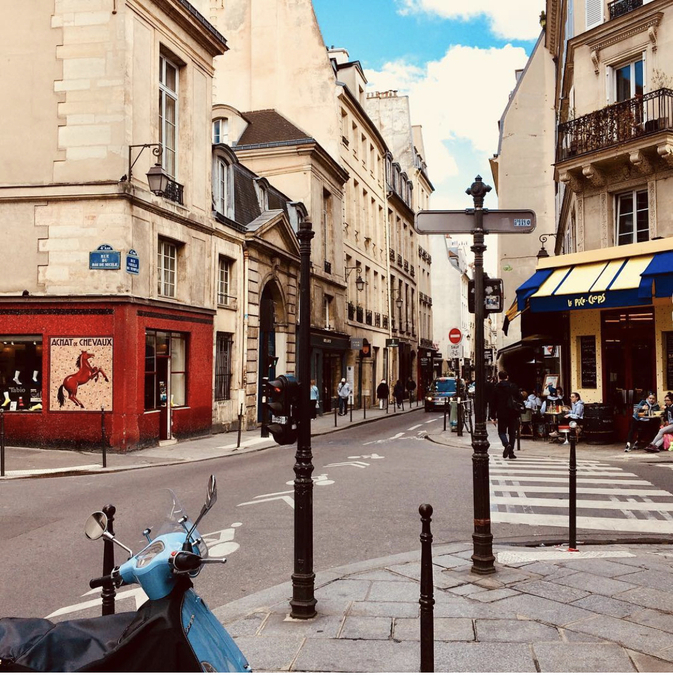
396, 0, 544, 41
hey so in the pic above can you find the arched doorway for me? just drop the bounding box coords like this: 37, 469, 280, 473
257, 280, 285, 421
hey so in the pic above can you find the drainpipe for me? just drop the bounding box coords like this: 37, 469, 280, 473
240, 243, 249, 428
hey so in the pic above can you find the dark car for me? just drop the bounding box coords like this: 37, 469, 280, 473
425, 377, 457, 412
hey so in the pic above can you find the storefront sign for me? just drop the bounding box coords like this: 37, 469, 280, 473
89, 244, 121, 270
126, 249, 140, 275
386, 338, 399, 348
580, 335, 597, 389
49, 337, 113, 411
350, 338, 363, 350
310, 333, 350, 351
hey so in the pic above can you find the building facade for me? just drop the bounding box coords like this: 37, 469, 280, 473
496, 0, 673, 441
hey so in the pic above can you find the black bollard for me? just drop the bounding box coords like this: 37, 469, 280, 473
101, 504, 116, 616
517, 419, 522, 454
334, 398, 338, 427
0, 408, 4, 477
419, 504, 435, 673
386, 396, 389, 414
443, 398, 448, 431
349, 398, 353, 423
261, 377, 269, 438
364, 396, 366, 419
101, 406, 106, 469
236, 403, 243, 449
569, 432, 578, 551
457, 397, 463, 437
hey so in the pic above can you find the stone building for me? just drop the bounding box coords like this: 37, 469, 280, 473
495, 0, 673, 442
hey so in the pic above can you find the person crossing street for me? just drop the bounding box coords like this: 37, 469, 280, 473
489, 370, 522, 459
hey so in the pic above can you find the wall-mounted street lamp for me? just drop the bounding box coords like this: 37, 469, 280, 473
121, 143, 171, 196
537, 233, 558, 259
395, 293, 403, 311
345, 264, 366, 292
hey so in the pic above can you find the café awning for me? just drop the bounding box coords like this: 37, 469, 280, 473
514, 238, 673, 314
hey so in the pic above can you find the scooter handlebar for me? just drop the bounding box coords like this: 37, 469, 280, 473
89, 569, 121, 589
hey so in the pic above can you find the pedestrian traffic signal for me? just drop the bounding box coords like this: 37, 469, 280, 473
266, 375, 299, 445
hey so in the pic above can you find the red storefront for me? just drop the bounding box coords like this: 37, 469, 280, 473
0, 298, 214, 452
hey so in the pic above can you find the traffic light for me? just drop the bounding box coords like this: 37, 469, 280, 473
266, 375, 299, 445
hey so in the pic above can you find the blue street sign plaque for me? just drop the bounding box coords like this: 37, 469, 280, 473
126, 249, 140, 275
89, 244, 121, 270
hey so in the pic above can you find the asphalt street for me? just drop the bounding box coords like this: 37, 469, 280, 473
1, 409, 672, 622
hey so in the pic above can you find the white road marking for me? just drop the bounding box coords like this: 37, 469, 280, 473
407, 424, 422, 431
6, 464, 101, 477
491, 496, 673, 511
46, 588, 149, 619
348, 454, 384, 460
491, 485, 669, 496
390, 432, 404, 440
490, 468, 628, 476
324, 461, 370, 469
218, 436, 269, 450
497, 549, 635, 564
491, 511, 673, 533
238, 495, 295, 509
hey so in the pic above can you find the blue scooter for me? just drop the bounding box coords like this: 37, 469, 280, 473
0, 475, 251, 672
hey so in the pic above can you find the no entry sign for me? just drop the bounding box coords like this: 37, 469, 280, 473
449, 328, 462, 345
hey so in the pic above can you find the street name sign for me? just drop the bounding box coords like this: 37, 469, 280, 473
350, 338, 363, 350
89, 244, 121, 270
415, 209, 536, 235
126, 249, 140, 275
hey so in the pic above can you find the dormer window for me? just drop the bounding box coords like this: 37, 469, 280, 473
254, 177, 269, 211
215, 158, 228, 216
213, 117, 229, 145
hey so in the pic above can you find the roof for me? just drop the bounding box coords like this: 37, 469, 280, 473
237, 110, 313, 147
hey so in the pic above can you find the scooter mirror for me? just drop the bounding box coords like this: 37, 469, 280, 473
205, 475, 217, 510
85, 511, 108, 540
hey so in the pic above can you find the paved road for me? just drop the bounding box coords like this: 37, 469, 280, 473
2, 409, 672, 621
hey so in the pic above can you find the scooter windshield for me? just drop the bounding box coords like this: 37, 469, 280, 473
154, 489, 209, 558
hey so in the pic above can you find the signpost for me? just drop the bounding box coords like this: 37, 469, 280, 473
449, 328, 462, 345
414, 177, 536, 576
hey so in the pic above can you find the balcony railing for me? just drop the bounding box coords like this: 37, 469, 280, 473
403, 259, 409, 272
348, 302, 355, 321
374, 312, 381, 327
556, 88, 673, 163
608, 0, 642, 20
382, 315, 389, 329
356, 306, 364, 323
391, 318, 397, 332
389, 248, 395, 262
397, 254, 403, 266
410, 265, 415, 277
163, 179, 184, 205
324, 260, 332, 274
365, 310, 373, 326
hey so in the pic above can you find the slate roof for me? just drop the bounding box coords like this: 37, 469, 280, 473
237, 110, 313, 147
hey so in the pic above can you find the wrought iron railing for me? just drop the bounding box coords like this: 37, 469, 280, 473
348, 302, 355, 321
410, 265, 415, 277
324, 260, 332, 274
391, 318, 397, 332
356, 306, 364, 323
365, 310, 373, 326
608, 0, 642, 20
403, 259, 409, 272
397, 254, 403, 266
163, 179, 184, 205
382, 315, 389, 329
411, 325, 416, 337
556, 88, 673, 162
389, 248, 395, 262
374, 312, 381, 327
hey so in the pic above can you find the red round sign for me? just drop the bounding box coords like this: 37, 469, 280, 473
449, 328, 462, 345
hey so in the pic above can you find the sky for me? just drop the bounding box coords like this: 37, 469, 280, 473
313, 0, 545, 215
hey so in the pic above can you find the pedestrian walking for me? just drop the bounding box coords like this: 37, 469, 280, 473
337, 378, 351, 416
376, 379, 389, 409
310, 380, 320, 420
393, 380, 404, 410
406, 377, 416, 404
489, 370, 523, 459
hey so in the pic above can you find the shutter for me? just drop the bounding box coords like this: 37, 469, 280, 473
567, 0, 574, 40
586, 0, 603, 29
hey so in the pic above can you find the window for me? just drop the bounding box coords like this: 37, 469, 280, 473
586, 0, 603, 30
215, 159, 228, 215
157, 238, 178, 298
0, 336, 42, 412
215, 332, 232, 401
159, 54, 178, 177
616, 189, 649, 246
614, 59, 644, 103
218, 256, 233, 305
324, 294, 333, 329
212, 117, 229, 145
351, 122, 358, 156
144, 330, 187, 410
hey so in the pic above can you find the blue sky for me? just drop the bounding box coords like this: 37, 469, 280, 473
312, 0, 544, 212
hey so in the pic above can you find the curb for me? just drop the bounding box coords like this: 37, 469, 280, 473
0, 405, 424, 481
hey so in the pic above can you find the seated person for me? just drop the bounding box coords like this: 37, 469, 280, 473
540, 386, 563, 414
525, 389, 542, 411
564, 392, 584, 421
625, 392, 660, 452
645, 392, 673, 453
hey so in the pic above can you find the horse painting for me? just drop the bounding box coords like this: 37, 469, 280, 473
57, 351, 109, 409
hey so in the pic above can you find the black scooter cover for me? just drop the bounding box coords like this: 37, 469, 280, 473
0, 581, 201, 672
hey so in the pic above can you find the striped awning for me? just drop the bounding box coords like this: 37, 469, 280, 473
519, 253, 666, 313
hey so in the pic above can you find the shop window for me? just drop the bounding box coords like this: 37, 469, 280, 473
144, 330, 187, 410
157, 238, 178, 298
615, 189, 649, 246
215, 332, 232, 401
159, 54, 179, 177
218, 255, 234, 306
0, 336, 42, 412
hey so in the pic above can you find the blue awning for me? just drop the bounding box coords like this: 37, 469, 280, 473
515, 269, 554, 310
638, 251, 673, 299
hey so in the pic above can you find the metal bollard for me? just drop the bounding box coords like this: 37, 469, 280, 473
101, 406, 106, 469
350, 398, 353, 422
386, 396, 389, 414
517, 419, 522, 454
0, 408, 4, 477
419, 504, 435, 673
101, 504, 116, 616
457, 397, 463, 437
363, 396, 366, 419
334, 399, 338, 427
443, 398, 448, 431
261, 377, 269, 438
236, 403, 244, 449
569, 432, 578, 551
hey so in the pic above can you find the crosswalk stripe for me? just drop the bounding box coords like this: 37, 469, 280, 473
491, 496, 673, 511
490, 469, 630, 477
492, 476, 650, 485
490, 511, 673, 534
491, 485, 669, 496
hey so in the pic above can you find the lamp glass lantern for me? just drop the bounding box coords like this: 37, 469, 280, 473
355, 275, 365, 292
146, 163, 171, 196
395, 295, 403, 310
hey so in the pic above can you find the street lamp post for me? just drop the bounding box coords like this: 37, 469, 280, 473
290, 219, 317, 619
466, 176, 496, 575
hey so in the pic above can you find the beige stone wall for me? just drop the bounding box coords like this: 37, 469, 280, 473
492, 37, 557, 348
569, 309, 603, 402
655, 301, 673, 396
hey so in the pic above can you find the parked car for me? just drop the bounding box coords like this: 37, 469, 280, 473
425, 377, 457, 412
